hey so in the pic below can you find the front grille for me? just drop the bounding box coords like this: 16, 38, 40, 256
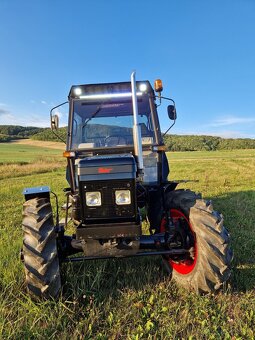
80, 179, 136, 223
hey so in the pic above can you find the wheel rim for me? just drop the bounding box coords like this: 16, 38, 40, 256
160, 209, 197, 275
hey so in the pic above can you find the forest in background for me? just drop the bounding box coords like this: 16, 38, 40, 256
0, 125, 42, 142
1, 125, 255, 151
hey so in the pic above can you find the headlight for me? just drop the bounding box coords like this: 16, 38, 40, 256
86, 191, 101, 206
115, 190, 131, 205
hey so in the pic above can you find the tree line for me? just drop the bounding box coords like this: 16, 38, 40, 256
163, 134, 255, 151
32, 128, 255, 151
1, 125, 255, 151
0, 125, 42, 138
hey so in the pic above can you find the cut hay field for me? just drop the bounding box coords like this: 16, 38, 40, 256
0, 143, 254, 339
11, 138, 65, 150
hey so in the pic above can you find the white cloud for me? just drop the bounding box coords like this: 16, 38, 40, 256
0, 104, 16, 124
27, 115, 50, 127
173, 115, 255, 138
199, 130, 255, 139
0, 108, 49, 127
0, 106, 68, 127
173, 128, 255, 139
41, 100, 47, 105
0, 111, 16, 124
209, 115, 255, 127
0, 108, 10, 116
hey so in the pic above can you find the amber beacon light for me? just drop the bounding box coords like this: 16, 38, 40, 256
154, 79, 163, 93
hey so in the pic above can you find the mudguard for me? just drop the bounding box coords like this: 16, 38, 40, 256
22, 186, 51, 201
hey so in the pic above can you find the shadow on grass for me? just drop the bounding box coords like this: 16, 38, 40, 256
0, 161, 30, 165
59, 190, 255, 303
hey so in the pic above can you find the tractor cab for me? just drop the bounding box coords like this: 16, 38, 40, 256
58, 74, 172, 233
66, 80, 167, 187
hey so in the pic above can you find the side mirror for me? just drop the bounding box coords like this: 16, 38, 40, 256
167, 105, 177, 120
51, 114, 59, 130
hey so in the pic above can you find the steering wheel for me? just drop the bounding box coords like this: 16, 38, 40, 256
104, 135, 128, 147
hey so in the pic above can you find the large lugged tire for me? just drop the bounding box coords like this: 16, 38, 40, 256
161, 189, 233, 293
22, 197, 61, 298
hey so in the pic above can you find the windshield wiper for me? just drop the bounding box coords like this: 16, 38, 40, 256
82, 105, 103, 129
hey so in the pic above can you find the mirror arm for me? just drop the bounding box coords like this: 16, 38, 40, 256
50, 101, 68, 121
51, 127, 67, 144
153, 95, 177, 137
50, 101, 68, 144
155, 95, 175, 106
162, 118, 176, 137
155, 96, 176, 137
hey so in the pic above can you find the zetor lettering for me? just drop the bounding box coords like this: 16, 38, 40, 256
98, 167, 113, 174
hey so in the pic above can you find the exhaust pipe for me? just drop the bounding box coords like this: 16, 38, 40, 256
131, 71, 144, 179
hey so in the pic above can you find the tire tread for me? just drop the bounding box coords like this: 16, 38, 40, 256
164, 189, 233, 293
22, 197, 61, 298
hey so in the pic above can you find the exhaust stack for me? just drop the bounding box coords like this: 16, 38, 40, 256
131, 71, 144, 179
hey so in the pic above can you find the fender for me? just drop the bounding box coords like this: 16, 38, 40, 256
22, 186, 50, 201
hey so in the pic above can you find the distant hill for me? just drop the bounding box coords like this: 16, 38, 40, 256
0, 125, 65, 143
1, 124, 255, 151
31, 127, 255, 151
164, 134, 255, 151
0, 125, 43, 142
31, 127, 67, 142
0, 133, 12, 142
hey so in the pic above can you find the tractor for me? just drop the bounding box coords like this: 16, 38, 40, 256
21, 72, 233, 298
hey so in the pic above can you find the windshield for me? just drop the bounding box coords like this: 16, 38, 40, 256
70, 95, 156, 149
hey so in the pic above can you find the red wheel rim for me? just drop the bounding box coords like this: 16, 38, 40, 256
160, 209, 197, 275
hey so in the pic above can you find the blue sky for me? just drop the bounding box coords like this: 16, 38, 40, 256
0, 0, 254, 138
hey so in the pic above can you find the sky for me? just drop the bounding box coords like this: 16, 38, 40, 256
0, 0, 254, 138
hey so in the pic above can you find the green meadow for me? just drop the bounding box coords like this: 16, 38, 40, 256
0, 142, 63, 164
0, 143, 254, 339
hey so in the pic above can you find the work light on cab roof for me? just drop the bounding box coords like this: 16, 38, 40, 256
70, 81, 151, 100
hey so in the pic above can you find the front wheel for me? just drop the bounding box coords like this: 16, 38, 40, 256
22, 197, 61, 298
161, 190, 233, 293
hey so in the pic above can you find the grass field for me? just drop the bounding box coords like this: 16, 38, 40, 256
0, 143, 254, 339
0, 141, 64, 163
0, 142, 65, 181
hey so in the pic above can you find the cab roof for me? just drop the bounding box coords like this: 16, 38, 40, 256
68, 80, 154, 99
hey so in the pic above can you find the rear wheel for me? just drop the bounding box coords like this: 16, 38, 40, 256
161, 190, 233, 293
22, 197, 61, 298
